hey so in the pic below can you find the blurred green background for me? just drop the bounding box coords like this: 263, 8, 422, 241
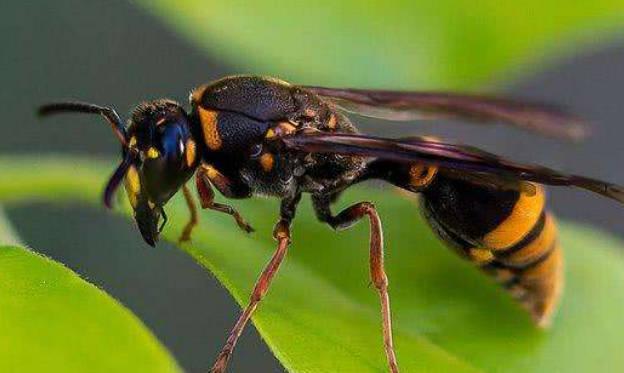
3, 1, 624, 372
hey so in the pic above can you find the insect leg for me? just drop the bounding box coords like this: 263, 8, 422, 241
210, 196, 299, 373
313, 194, 400, 373
178, 184, 199, 242
196, 166, 254, 233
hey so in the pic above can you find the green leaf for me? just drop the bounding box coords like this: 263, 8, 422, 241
3, 156, 624, 372
0, 173, 180, 372
134, 0, 624, 89
0, 243, 182, 372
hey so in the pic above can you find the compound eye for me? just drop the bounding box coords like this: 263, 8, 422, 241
249, 143, 263, 158
158, 122, 186, 162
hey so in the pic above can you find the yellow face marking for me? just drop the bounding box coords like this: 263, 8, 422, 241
148, 200, 156, 209
483, 185, 546, 250
124, 165, 141, 208
198, 107, 222, 150
327, 114, 337, 129
146, 147, 160, 159
185, 139, 196, 167
260, 153, 274, 172
409, 164, 438, 188
129, 136, 137, 147
501, 213, 558, 268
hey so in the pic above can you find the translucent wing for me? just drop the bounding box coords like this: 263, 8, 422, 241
304, 86, 589, 141
283, 133, 624, 203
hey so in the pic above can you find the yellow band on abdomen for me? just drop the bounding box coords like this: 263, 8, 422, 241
483, 185, 546, 250
499, 213, 557, 268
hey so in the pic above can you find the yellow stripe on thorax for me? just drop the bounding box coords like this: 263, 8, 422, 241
185, 139, 197, 167
198, 107, 222, 150
483, 185, 546, 250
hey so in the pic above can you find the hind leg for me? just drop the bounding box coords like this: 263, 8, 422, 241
313, 194, 399, 373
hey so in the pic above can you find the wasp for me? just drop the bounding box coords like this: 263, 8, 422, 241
39, 76, 624, 373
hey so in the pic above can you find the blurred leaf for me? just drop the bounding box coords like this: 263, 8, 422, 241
134, 0, 624, 89
0, 243, 182, 373
0, 207, 21, 246
3, 156, 624, 372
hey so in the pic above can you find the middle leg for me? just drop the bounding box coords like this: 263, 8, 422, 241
210, 194, 301, 373
178, 184, 199, 242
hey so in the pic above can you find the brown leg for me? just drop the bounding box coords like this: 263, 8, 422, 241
210, 220, 291, 373
178, 184, 199, 243
195, 169, 254, 233
313, 197, 399, 373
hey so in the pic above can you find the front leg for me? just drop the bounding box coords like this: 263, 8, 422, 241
313, 194, 400, 373
178, 184, 199, 243
210, 194, 301, 373
196, 164, 254, 233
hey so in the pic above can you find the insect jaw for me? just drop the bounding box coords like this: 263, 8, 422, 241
133, 193, 163, 247
118, 149, 165, 247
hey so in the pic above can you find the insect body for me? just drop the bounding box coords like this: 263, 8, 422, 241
423, 177, 560, 326
39, 76, 624, 373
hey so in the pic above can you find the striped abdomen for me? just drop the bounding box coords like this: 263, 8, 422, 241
421, 175, 563, 327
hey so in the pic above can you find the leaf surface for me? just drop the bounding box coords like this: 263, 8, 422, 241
0, 243, 181, 372
2, 156, 624, 372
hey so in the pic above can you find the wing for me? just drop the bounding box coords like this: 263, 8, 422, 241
304, 86, 589, 141
282, 133, 624, 204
